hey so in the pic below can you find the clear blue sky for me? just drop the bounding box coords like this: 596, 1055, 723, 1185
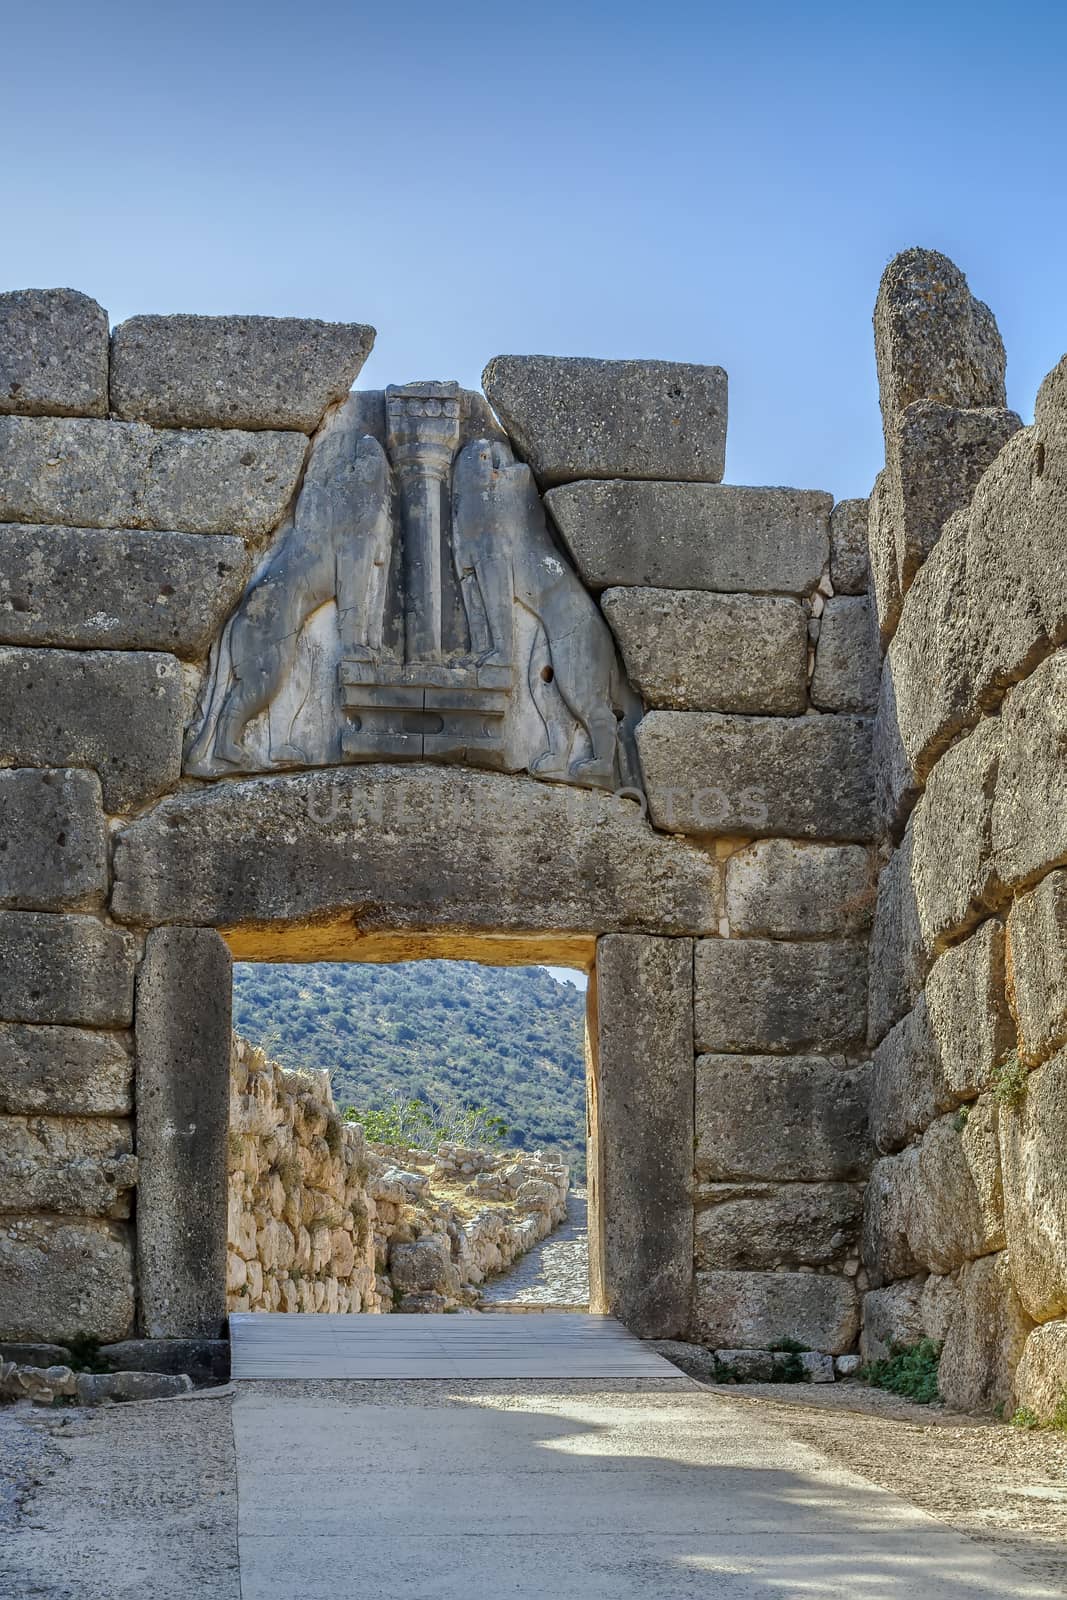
5, 0, 1065, 498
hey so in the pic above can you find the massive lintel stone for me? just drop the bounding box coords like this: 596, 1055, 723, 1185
636, 711, 874, 842
0, 648, 183, 812
925, 919, 1013, 1098
0, 415, 307, 538
0, 1023, 132, 1115
545, 481, 830, 594
867, 823, 929, 1046
1014, 1321, 1067, 1423
0, 1216, 135, 1342
694, 1182, 863, 1271
993, 651, 1067, 892
110, 313, 375, 432
0, 768, 107, 911
0, 289, 109, 418
939, 1252, 1034, 1415
691, 1270, 858, 1354
695, 1054, 871, 1180
811, 596, 879, 714
829, 499, 869, 595
868, 997, 950, 1154
724, 839, 873, 938
1008, 871, 1067, 1066
601, 589, 808, 714
0, 524, 249, 657
136, 928, 231, 1338
482, 356, 727, 487
694, 939, 868, 1055
0, 912, 135, 1026
998, 1049, 1067, 1324
0, 1115, 136, 1217
591, 934, 693, 1337
910, 715, 1001, 949
112, 767, 721, 936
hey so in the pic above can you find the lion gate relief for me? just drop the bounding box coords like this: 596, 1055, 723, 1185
186, 382, 643, 792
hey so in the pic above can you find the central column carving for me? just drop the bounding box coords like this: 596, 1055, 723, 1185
385, 381, 462, 662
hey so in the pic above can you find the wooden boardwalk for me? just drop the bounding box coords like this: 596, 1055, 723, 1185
229, 1311, 687, 1380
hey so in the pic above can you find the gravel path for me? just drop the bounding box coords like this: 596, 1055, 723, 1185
479, 1188, 590, 1307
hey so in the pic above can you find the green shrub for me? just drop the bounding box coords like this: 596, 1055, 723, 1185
861, 1339, 942, 1404
992, 1051, 1028, 1108
1051, 1392, 1067, 1434
342, 1095, 508, 1153
769, 1337, 808, 1384
1010, 1407, 1040, 1429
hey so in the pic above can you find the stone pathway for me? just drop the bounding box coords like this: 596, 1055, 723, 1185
479, 1187, 590, 1307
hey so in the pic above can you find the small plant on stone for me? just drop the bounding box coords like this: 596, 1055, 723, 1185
861, 1339, 942, 1404
1051, 1392, 1067, 1434
768, 1338, 807, 1384
64, 1334, 112, 1374
992, 1050, 1028, 1109
1010, 1407, 1041, 1429
952, 1105, 971, 1132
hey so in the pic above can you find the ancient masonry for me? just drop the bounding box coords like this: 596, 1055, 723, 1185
0, 256, 1064, 1416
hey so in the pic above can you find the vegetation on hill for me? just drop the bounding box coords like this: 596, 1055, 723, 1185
232, 960, 589, 1176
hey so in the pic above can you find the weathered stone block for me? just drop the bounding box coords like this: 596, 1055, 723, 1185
0, 912, 135, 1026
0, 415, 307, 538
1008, 871, 1067, 1066
921, 1272, 960, 1342
925, 919, 1013, 1097
76, 1369, 192, 1405
112, 768, 721, 937
601, 588, 807, 714
860, 1277, 925, 1362
636, 711, 874, 842
862, 1153, 921, 1287
0, 525, 249, 657
482, 356, 727, 486
545, 481, 830, 594
830, 498, 869, 595
389, 1235, 456, 1295
0, 289, 109, 418
999, 1050, 1067, 1323
993, 653, 1067, 892
1013, 1321, 1067, 1422
868, 470, 902, 650
592, 935, 693, 1337
0, 648, 183, 812
0, 1024, 132, 1115
0, 1216, 135, 1342
867, 825, 929, 1046
869, 997, 950, 1154
110, 313, 375, 432
0, 768, 106, 910
938, 1251, 1034, 1414
135, 927, 231, 1338
695, 1183, 863, 1271
911, 716, 1001, 948
724, 839, 872, 938
695, 1055, 870, 1180
97, 1336, 230, 1386
811, 597, 879, 714
691, 1270, 858, 1354
694, 939, 868, 1054
0, 1116, 136, 1217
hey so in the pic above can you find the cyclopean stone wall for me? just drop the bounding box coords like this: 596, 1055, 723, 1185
864, 248, 1067, 1418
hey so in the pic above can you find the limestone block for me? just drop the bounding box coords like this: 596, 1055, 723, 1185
75, 1370, 193, 1405
0, 912, 135, 1026
637, 711, 874, 842
811, 597, 879, 714
868, 470, 903, 650
0, 415, 307, 538
829, 499, 869, 595
694, 939, 868, 1054
860, 1277, 925, 1362
0, 648, 183, 812
925, 920, 1013, 1097
136, 927, 232, 1338
868, 997, 950, 1155
863, 1154, 921, 1288
0, 289, 109, 418
867, 825, 929, 1047
994, 653, 1067, 892
1008, 871, 1067, 1066
911, 716, 1001, 949
921, 1273, 960, 1342
1013, 1321, 1067, 1422
95, 1337, 229, 1384
646, 1339, 719, 1380
0, 1216, 135, 1342
600, 588, 807, 714
938, 1252, 1034, 1414
725, 839, 872, 939
0, 525, 249, 658
0, 768, 106, 910
110, 313, 375, 431
691, 1270, 858, 1354
112, 768, 721, 937
695, 1182, 863, 1270
545, 481, 830, 594
592, 934, 693, 1337
998, 1050, 1067, 1323
389, 1235, 455, 1295
874, 249, 1007, 447
0, 1115, 136, 1217
482, 356, 727, 487
695, 1055, 870, 1180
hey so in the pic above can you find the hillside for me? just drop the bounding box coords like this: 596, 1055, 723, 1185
232, 960, 589, 1175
